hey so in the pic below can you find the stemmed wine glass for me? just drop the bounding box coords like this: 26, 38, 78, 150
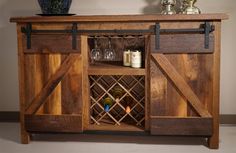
91, 37, 103, 63
104, 37, 116, 61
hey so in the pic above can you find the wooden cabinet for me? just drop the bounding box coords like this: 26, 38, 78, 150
10, 14, 228, 149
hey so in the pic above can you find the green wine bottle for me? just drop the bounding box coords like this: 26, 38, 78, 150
112, 86, 124, 102
103, 97, 113, 112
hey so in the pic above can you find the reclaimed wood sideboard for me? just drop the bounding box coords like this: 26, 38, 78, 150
10, 14, 228, 149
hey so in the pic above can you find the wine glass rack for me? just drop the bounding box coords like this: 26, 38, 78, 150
89, 75, 145, 130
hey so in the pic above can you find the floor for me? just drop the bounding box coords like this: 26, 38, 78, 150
0, 123, 235, 153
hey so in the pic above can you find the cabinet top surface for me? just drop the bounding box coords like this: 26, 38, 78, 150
10, 13, 228, 23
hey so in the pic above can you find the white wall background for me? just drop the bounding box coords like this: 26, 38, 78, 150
0, 0, 235, 114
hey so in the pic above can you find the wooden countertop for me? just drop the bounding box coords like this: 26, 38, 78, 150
10, 13, 228, 23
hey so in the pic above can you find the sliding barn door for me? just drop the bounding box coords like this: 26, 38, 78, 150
149, 33, 214, 136
22, 33, 85, 133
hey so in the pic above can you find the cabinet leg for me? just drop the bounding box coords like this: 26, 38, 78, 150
21, 130, 30, 144
208, 134, 219, 149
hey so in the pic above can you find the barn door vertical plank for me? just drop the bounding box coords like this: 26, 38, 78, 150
61, 54, 82, 115
150, 59, 167, 116
165, 55, 188, 117
45, 54, 62, 115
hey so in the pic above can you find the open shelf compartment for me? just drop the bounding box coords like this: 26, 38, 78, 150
89, 75, 145, 131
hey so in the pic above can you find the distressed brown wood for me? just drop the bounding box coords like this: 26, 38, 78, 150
150, 117, 212, 136
11, 14, 226, 148
81, 35, 89, 130
25, 54, 79, 114
10, 14, 228, 23
61, 55, 82, 114
88, 123, 144, 132
151, 54, 211, 117
145, 36, 150, 130
88, 63, 146, 75
25, 114, 82, 132
17, 23, 30, 144
45, 55, 62, 115
151, 34, 214, 53
23, 34, 81, 53
208, 22, 221, 149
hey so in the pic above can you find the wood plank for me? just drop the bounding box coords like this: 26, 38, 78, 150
10, 14, 229, 23
150, 117, 212, 136
88, 64, 146, 75
165, 55, 188, 117
23, 34, 81, 53
151, 34, 214, 53
88, 123, 144, 132
17, 23, 30, 144
150, 59, 167, 116
208, 21, 221, 149
145, 36, 150, 130
25, 115, 82, 132
61, 55, 82, 114
45, 54, 62, 115
25, 54, 79, 114
181, 54, 213, 117
24, 54, 46, 114
151, 54, 211, 117
81, 35, 89, 130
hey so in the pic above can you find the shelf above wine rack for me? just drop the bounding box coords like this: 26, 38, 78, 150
89, 75, 145, 131
88, 63, 146, 75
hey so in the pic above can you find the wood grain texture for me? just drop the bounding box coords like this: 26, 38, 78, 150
25, 54, 78, 114
23, 34, 81, 53
182, 54, 213, 116
81, 35, 89, 130
17, 23, 30, 144
151, 34, 214, 53
208, 22, 221, 149
88, 64, 146, 75
145, 36, 150, 130
150, 117, 212, 136
151, 54, 211, 117
25, 114, 82, 132
45, 55, 62, 115
10, 14, 228, 23
150, 59, 168, 116
165, 55, 188, 117
61, 55, 82, 114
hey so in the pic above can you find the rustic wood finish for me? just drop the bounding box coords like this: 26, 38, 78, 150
23, 34, 81, 53
11, 14, 227, 148
10, 14, 228, 23
151, 34, 214, 53
151, 54, 211, 117
25, 54, 79, 114
208, 22, 221, 149
25, 114, 82, 132
150, 117, 212, 136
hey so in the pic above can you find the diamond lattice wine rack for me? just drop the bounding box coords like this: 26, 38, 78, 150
89, 75, 145, 131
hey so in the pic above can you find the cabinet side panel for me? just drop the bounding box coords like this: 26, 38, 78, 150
208, 21, 221, 149
17, 23, 30, 143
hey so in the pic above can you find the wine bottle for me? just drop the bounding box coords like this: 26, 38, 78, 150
124, 95, 132, 114
103, 97, 113, 112
112, 86, 124, 103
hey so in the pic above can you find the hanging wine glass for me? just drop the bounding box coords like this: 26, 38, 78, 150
91, 37, 102, 63
104, 37, 116, 61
